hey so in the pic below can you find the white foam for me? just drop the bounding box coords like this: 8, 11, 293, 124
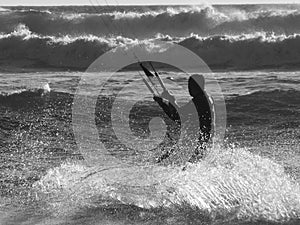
34, 147, 300, 222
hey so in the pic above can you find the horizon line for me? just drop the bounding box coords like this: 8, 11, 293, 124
1, 3, 300, 6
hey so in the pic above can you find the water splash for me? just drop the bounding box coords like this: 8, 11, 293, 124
34, 147, 300, 223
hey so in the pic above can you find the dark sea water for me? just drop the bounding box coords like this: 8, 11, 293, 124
0, 4, 300, 225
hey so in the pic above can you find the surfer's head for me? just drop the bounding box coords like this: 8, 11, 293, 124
188, 74, 205, 97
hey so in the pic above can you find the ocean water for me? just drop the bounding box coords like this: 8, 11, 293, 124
1, 4, 300, 71
0, 4, 300, 225
0, 70, 299, 225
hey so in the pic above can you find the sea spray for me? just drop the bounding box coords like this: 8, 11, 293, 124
33, 147, 300, 223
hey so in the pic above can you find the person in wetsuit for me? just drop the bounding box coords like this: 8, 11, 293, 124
153, 74, 213, 162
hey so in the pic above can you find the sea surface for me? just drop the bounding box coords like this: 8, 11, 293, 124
1, 4, 300, 71
0, 4, 300, 225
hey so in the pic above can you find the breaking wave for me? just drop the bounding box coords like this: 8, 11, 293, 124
0, 7, 11, 12
1, 24, 300, 70
1, 5, 300, 37
0, 83, 50, 97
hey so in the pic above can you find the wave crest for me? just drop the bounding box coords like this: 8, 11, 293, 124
1, 26, 300, 71
1, 5, 300, 37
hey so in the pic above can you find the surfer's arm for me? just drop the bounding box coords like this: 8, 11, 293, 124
153, 96, 180, 122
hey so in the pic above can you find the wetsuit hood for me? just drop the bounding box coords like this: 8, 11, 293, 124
188, 74, 205, 98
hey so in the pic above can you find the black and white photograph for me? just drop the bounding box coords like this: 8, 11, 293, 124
0, 0, 299, 224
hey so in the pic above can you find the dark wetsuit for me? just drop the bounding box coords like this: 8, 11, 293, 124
154, 91, 212, 162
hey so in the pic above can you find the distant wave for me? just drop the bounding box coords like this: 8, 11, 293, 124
177, 33, 300, 70
0, 24, 114, 70
227, 89, 300, 127
231, 89, 300, 104
0, 83, 50, 97
1, 24, 300, 71
0, 83, 51, 108
0, 7, 11, 12
1, 5, 300, 37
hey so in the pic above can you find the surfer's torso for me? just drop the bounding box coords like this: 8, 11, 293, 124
154, 92, 213, 162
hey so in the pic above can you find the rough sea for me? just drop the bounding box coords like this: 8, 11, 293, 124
0, 4, 300, 225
